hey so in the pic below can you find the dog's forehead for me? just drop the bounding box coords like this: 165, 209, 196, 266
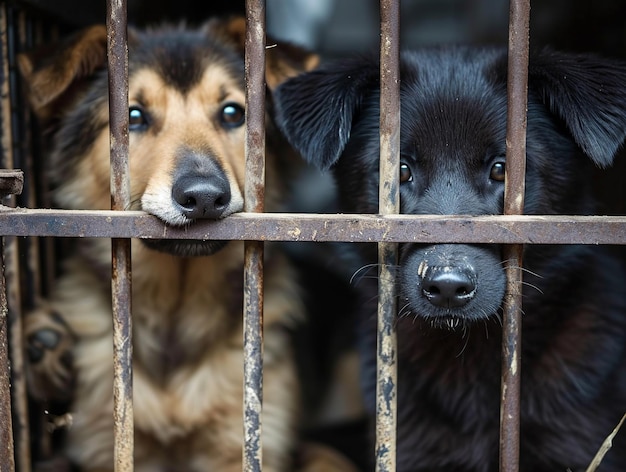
127, 63, 244, 111
400, 48, 505, 102
130, 29, 244, 95
396, 48, 508, 158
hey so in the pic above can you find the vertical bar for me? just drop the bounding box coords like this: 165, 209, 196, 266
106, 1, 133, 471
0, 247, 15, 472
0, 5, 30, 471
244, 1, 265, 471
23, 18, 58, 459
32, 20, 57, 297
376, 1, 400, 471
17, 11, 42, 305
500, 0, 530, 471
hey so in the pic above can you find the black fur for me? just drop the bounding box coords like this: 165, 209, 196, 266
274, 47, 626, 471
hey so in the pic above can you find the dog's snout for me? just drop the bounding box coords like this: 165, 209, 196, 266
172, 174, 231, 220
421, 266, 476, 308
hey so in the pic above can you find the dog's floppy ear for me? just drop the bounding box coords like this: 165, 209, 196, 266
274, 58, 379, 170
529, 49, 626, 168
265, 40, 320, 90
18, 25, 108, 121
207, 16, 319, 90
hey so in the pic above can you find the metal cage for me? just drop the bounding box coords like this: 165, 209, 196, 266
1, 1, 625, 471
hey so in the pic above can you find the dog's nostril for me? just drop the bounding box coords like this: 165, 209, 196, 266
422, 268, 476, 308
214, 196, 227, 210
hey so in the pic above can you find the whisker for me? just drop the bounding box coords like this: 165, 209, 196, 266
349, 263, 379, 285
499, 259, 545, 280
520, 280, 544, 294
456, 325, 471, 357
126, 195, 143, 211
397, 301, 412, 320
492, 310, 503, 328
518, 267, 544, 279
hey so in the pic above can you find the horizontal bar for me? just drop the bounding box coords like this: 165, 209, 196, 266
1, 208, 625, 244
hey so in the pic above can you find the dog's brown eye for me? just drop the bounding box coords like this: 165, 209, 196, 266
221, 103, 245, 128
400, 163, 413, 183
129, 106, 148, 131
490, 162, 506, 182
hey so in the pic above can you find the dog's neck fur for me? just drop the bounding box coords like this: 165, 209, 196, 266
76, 238, 247, 379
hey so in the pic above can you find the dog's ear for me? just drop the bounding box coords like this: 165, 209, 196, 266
207, 16, 319, 89
274, 59, 379, 170
265, 40, 319, 90
529, 50, 626, 168
18, 25, 108, 122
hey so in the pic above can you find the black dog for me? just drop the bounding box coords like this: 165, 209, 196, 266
274, 47, 626, 471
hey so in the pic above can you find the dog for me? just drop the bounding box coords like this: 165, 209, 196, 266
18, 17, 359, 472
274, 47, 626, 471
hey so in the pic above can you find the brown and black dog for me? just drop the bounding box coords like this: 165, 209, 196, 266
19, 17, 356, 472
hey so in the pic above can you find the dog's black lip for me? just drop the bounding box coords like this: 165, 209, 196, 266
141, 238, 229, 257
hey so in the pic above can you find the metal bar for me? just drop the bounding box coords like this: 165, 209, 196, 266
500, 0, 530, 471
106, 1, 133, 471
243, 1, 266, 470
0, 245, 15, 472
107, 3, 130, 211
8, 12, 34, 470
0, 5, 29, 471
1, 210, 626, 244
17, 10, 43, 308
0, 230, 28, 472
376, 0, 400, 471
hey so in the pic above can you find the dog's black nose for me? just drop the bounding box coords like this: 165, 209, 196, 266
172, 175, 231, 220
421, 267, 476, 308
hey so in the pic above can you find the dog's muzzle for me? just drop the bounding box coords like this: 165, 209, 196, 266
400, 243, 506, 329
141, 153, 244, 257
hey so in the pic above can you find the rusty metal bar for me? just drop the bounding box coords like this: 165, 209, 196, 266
106, 1, 133, 471
107, 3, 130, 211
0, 4, 30, 471
0, 9, 15, 471
244, 1, 266, 470
1, 209, 626, 244
0, 247, 15, 472
500, 0, 530, 471
376, 0, 400, 471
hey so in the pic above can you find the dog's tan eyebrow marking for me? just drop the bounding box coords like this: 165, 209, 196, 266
133, 89, 147, 106
218, 84, 228, 103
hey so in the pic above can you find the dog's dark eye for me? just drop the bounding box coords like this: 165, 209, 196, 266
129, 106, 148, 131
221, 103, 245, 128
490, 162, 506, 182
400, 163, 413, 183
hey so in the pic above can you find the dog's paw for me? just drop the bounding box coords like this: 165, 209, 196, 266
25, 309, 76, 403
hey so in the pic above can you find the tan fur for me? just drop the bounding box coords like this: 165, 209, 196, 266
20, 18, 355, 472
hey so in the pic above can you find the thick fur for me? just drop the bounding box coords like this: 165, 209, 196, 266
19, 18, 356, 472
274, 47, 626, 471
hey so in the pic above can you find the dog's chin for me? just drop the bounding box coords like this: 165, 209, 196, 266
141, 238, 229, 257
